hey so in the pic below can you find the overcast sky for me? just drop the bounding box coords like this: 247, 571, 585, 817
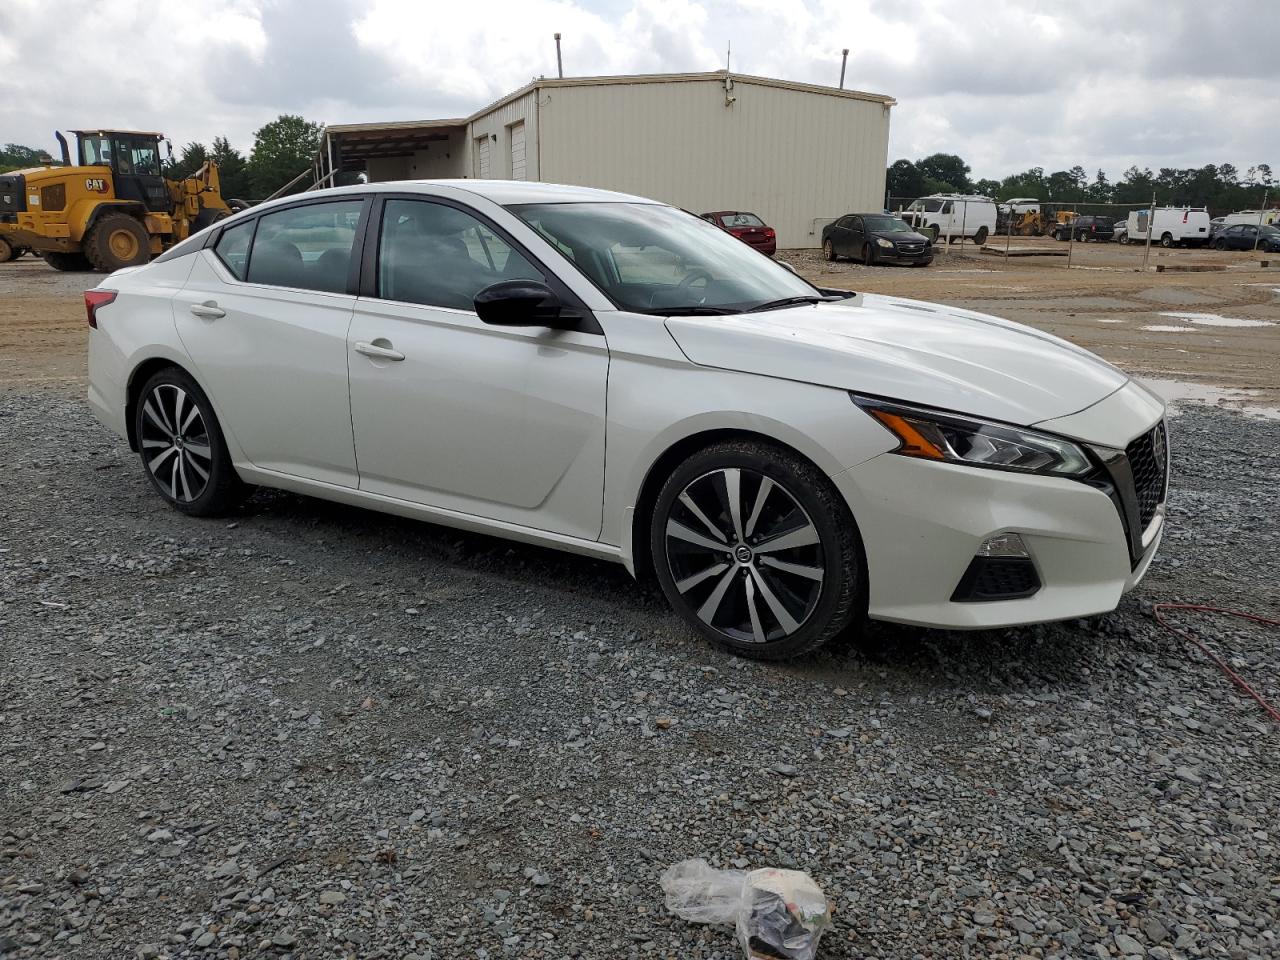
2, 0, 1277, 180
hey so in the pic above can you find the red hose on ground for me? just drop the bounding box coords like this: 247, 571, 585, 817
1153, 603, 1280, 725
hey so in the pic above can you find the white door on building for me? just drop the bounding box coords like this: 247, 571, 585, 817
475, 137, 491, 178
509, 121, 526, 180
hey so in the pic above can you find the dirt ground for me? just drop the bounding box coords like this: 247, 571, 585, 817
2, 241, 1278, 409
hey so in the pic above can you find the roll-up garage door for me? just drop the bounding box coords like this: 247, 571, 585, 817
510, 122, 526, 181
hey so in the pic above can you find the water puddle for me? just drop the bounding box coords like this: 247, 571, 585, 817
1095, 318, 1123, 323
1157, 311, 1274, 328
1142, 324, 1194, 333
1141, 378, 1280, 420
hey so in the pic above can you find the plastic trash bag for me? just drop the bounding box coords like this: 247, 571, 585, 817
660, 858, 832, 960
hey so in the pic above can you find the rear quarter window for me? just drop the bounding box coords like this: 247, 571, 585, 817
214, 219, 254, 280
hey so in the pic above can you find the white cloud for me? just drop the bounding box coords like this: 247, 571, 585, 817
1, 0, 1276, 181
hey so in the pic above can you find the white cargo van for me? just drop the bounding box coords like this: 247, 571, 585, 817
1223, 209, 1280, 228
899, 194, 997, 244
1125, 207, 1211, 247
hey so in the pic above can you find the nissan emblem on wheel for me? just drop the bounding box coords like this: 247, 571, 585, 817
86, 179, 1168, 660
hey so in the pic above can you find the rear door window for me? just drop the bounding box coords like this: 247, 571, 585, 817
246, 200, 364, 293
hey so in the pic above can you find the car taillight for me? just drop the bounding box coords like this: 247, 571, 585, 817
764, 227, 775, 238
85, 289, 117, 328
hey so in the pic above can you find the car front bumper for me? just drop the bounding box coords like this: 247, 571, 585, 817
833, 449, 1161, 630
877, 245, 932, 263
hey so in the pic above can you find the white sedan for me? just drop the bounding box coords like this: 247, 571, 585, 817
86, 180, 1168, 660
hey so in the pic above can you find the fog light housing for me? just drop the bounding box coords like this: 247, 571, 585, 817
952, 534, 1040, 602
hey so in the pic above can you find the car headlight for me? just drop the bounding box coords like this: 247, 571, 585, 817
853, 396, 1093, 478
875, 237, 895, 249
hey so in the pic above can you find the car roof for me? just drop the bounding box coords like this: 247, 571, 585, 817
389, 179, 658, 205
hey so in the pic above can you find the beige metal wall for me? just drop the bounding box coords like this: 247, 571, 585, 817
536, 78, 890, 248
469, 90, 540, 181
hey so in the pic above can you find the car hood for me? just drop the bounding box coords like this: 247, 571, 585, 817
665, 293, 1128, 425
872, 229, 930, 243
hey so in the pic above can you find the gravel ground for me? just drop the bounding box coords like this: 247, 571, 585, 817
2, 390, 1278, 960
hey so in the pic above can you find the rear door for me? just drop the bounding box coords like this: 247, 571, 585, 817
346, 195, 610, 541
845, 216, 867, 255
173, 196, 369, 487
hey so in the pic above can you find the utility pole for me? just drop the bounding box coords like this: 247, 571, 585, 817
1255, 189, 1269, 252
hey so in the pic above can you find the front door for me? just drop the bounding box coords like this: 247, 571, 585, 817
173, 197, 369, 487
347, 197, 609, 541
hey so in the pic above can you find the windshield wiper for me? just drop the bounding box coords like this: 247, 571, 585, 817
636, 305, 742, 316
745, 294, 843, 313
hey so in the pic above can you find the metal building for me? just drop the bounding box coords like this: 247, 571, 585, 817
317, 71, 895, 249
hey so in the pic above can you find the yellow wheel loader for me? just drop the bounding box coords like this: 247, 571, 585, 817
0, 130, 246, 272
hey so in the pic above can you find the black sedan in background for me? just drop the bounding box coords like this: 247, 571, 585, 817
1214, 223, 1280, 252
822, 214, 933, 266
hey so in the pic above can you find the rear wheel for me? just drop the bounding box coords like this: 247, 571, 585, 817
1159, 232, 1174, 248
973, 225, 988, 245
822, 238, 837, 262
649, 440, 864, 660
42, 251, 94, 271
84, 213, 151, 271
135, 367, 245, 517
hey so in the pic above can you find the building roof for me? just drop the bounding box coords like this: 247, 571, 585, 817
470, 69, 895, 120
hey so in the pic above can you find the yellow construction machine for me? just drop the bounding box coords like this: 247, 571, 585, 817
0, 129, 244, 271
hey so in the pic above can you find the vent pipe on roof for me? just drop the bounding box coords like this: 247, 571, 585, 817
555, 33, 563, 78
839, 48, 849, 89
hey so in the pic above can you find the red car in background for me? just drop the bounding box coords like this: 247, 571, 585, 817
701, 210, 777, 257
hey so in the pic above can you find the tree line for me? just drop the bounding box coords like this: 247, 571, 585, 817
887, 153, 1276, 214
1, 115, 330, 201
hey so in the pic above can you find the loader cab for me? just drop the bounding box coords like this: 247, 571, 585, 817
73, 130, 170, 211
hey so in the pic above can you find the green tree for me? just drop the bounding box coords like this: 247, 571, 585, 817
248, 115, 323, 199
917, 153, 972, 193
165, 141, 209, 180
0, 143, 47, 173
885, 158, 926, 203
211, 136, 252, 201
972, 178, 1000, 198
997, 167, 1047, 201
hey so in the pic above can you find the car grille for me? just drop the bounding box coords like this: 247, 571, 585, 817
1126, 420, 1168, 530
898, 242, 925, 254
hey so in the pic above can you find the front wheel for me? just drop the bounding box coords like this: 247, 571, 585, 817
0, 236, 15, 262
135, 367, 245, 517
649, 440, 864, 660
1160, 233, 1174, 248
862, 243, 876, 266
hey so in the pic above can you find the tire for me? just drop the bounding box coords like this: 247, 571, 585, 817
928, 225, 941, 243
41, 251, 94, 271
1213, 239, 1225, 251
822, 238, 837, 262
649, 439, 864, 660
1159, 232, 1174, 248
134, 367, 245, 517
973, 226, 988, 245
227, 198, 252, 213
191, 207, 230, 234
0, 236, 14, 263
84, 213, 151, 271
862, 243, 876, 266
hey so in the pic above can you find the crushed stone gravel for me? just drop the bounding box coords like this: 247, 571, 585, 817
2, 391, 1278, 959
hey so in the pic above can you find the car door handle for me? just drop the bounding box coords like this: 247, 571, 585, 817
355, 339, 405, 362
189, 301, 225, 320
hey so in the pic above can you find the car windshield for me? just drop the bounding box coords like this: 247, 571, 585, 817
908, 198, 945, 213
1261, 226, 1280, 236
863, 216, 913, 233
509, 202, 819, 314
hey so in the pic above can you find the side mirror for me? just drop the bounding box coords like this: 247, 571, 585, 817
474, 280, 568, 328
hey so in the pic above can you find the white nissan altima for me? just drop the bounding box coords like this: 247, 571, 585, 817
86, 180, 1169, 660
